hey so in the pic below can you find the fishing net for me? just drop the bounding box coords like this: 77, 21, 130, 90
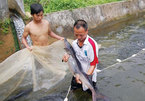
0, 40, 69, 101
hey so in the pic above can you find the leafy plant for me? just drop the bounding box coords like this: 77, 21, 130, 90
0, 18, 10, 35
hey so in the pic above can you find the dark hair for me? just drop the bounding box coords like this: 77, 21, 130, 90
30, 3, 44, 15
73, 19, 88, 31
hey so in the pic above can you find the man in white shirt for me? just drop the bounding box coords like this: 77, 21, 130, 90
63, 20, 99, 93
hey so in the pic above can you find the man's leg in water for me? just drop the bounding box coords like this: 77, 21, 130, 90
71, 76, 98, 93
71, 76, 82, 90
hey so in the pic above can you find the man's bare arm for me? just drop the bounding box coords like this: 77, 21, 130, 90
49, 31, 64, 40
87, 65, 96, 75
75, 65, 95, 84
48, 23, 64, 40
22, 25, 32, 51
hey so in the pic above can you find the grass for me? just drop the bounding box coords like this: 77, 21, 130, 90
24, 0, 123, 13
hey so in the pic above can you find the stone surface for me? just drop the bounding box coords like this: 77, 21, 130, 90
8, 0, 25, 17
44, 0, 145, 36
0, 0, 9, 20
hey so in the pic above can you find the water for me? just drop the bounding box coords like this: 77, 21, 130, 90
5, 17, 145, 101
91, 18, 145, 69
91, 18, 145, 101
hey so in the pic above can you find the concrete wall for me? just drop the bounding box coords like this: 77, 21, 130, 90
0, 0, 9, 20
44, 0, 145, 36
8, 0, 25, 17
0, 0, 25, 20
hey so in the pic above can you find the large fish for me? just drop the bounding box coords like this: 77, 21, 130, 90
64, 39, 110, 101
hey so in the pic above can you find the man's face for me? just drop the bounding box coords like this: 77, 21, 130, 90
33, 11, 43, 22
74, 26, 88, 42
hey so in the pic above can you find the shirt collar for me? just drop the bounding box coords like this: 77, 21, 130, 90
76, 35, 89, 46
83, 35, 89, 45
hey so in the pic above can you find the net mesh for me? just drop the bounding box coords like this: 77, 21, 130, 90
0, 40, 69, 100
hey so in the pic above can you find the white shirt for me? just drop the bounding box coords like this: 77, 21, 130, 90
72, 35, 99, 83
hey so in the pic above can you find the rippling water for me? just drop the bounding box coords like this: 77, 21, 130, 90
91, 18, 145, 69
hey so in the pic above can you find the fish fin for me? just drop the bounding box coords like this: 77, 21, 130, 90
64, 48, 70, 53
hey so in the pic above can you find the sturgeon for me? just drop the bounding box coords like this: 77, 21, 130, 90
64, 39, 110, 101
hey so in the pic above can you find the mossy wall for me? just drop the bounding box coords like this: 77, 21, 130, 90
44, 0, 145, 36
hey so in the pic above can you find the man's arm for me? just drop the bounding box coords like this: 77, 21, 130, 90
75, 65, 96, 84
87, 65, 96, 75
49, 31, 64, 40
48, 23, 64, 40
22, 25, 32, 51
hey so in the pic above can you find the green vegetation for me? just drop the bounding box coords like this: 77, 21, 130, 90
0, 18, 10, 35
0, 41, 4, 45
24, 0, 39, 13
24, 0, 122, 13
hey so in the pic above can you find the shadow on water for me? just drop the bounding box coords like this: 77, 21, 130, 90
37, 89, 92, 101
37, 94, 64, 101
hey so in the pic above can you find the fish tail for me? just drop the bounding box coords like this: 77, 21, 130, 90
92, 91, 111, 101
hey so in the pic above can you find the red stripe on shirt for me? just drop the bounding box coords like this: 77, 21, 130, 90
88, 38, 99, 66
